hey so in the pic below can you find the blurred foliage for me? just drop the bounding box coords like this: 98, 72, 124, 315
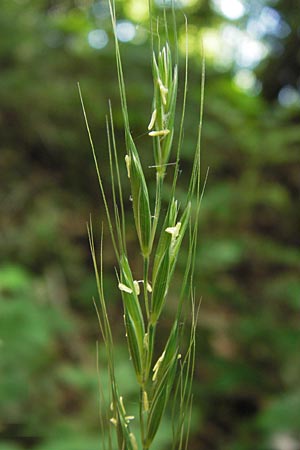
1, 0, 300, 449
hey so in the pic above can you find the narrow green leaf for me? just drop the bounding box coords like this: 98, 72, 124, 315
146, 372, 169, 446
146, 324, 179, 445
156, 322, 179, 379
151, 247, 170, 324
128, 136, 152, 257
124, 311, 143, 383
152, 197, 177, 282
169, 201, 191, 274
119, 255, 144, 335
119, 254, 145, 382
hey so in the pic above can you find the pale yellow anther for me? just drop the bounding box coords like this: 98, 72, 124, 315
118, 282, 133, 294
149, 129, 170, 137
152, 350, 165, 381
143, 332, 149, 349
125, 154, 131, 178
147, 282, 152, 293
133, 280, 140, 296
129, 432, 138, 450
158, 78, 168, 105
162, 46, 168, 73
148, 108, 157, 130
110, 417, 117, 426
119, 396, 126, 415
143, 390, 149, 412
165, 222, 181, 239
125, 415, 135, 422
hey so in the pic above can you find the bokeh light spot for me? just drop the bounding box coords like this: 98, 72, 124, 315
235, 35, 268, 68
278, 86, 300, 108
234, 69, 261, 95
88, 29, 108, 50
125, 0, 149, 22
212, 0, 245, 20
116, 21, 136, 42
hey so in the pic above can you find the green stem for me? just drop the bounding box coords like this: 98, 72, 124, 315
146, 322, 156, 382
140, 387, 146, 449
150, 172, 163, 248
143, 256, 150, 320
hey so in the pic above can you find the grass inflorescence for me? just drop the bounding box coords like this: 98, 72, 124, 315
79, 1, 205, 448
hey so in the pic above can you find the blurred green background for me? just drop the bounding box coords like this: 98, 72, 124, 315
1, 0, 300, 449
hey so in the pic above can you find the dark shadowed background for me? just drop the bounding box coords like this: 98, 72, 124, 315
1, 0, 300, 449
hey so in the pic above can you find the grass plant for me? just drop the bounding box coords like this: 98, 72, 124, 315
79, 1, 205, 448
